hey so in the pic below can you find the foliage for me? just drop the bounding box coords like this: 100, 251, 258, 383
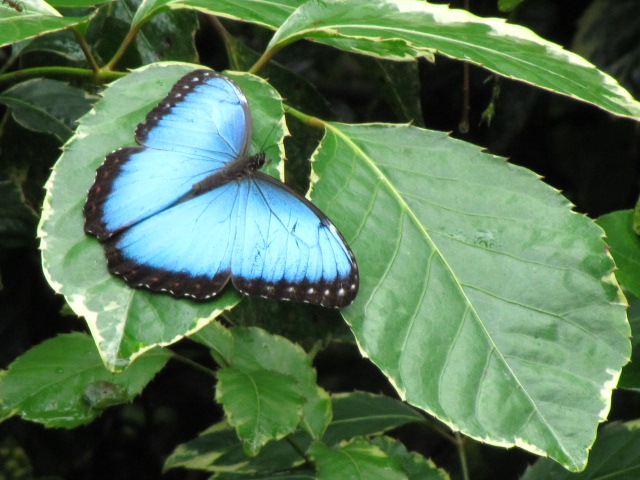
1, 0, 639, 478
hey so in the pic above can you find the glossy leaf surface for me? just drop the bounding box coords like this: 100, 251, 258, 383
310, 122, 630, 470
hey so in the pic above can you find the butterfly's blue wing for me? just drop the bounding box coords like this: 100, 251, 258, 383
86, 69, 359, 307
103, 182, 241, 299
84, 70, 250, 240
232, 173, 358, 308
102, 172, 358, 307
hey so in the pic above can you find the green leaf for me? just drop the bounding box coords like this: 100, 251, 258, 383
323, 392, 424, 445
164, 391, 421, 475
309, 123, 630, 470
267, 0, 640, 120
0, 332, 169, 427
619, 293, 640, 391
0, 78, 96, 142
310, 439, 406, 480
521, 421, 640, 479
196, 326, 333, 440
164, 422, 311, 474
191, 320, 235, 367
0, 1, 93, 48
0, 179, 38, 249
498, 0, 526, 12
131, 0, 303, 30
371, 436, 449, 480
216, 368, 304, 456
231, 328, 332, 440
358, 57, 425, 126
214, 471, 316, 480
597, 210, 640, 297
37, 63, 286, 370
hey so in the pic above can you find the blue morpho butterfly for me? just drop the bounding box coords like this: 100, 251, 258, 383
83, 70, 359, 308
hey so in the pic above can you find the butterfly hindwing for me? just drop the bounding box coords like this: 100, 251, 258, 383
231, 173, 358, 308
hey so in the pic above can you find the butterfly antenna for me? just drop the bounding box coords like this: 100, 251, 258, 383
252, 116, 285, 158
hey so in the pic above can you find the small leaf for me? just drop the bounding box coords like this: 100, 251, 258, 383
323, 392, 424, 445
371, 436, 449, 480
201, 326, 333, 440
164, 422, 311, 474
191, 320, 235, 367
231, 327, 332, 437
0, 79, 96, 142
0, 180, 37, 249
0, 333, 169, 428
597, 209, 640, 297
521, 421, 640, 479
216, 367, 304, 456
498, 0, 526, 12
310, 439, 406, 480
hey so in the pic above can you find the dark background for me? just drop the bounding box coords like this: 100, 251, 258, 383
1, 0, 638, 478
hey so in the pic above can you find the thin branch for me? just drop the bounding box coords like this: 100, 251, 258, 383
72, 26, 101, 72
283, 104, 326, 130
170, 351, 218, 378
249, 47, 279, 75
0, 66, 124, 87
455, 431, 470, 480
102, 23, 142, 72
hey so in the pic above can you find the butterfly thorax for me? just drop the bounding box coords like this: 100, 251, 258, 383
190, 152, 266, 196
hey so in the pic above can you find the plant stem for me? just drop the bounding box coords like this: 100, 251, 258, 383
170, 351, 218, 378
103, 23, 142, 72
205, 15, 242, 71
283, 104, 326, 130
0, 66, 124, 87
72, 27, 101, 72
455, 431, 470, 480
249, 47, 278, 75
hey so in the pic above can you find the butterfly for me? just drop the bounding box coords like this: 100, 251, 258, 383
83, 69, 358, 308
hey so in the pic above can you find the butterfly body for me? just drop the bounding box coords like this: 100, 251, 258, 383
84, 70, 358, 308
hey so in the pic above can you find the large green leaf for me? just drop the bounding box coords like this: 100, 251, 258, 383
0, 0, 93, 48
267, 0, 640, 120
0, 333, 169, 427
37, 63, 287, 370
597, 210, 640, 298
308, 123, 630, 471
